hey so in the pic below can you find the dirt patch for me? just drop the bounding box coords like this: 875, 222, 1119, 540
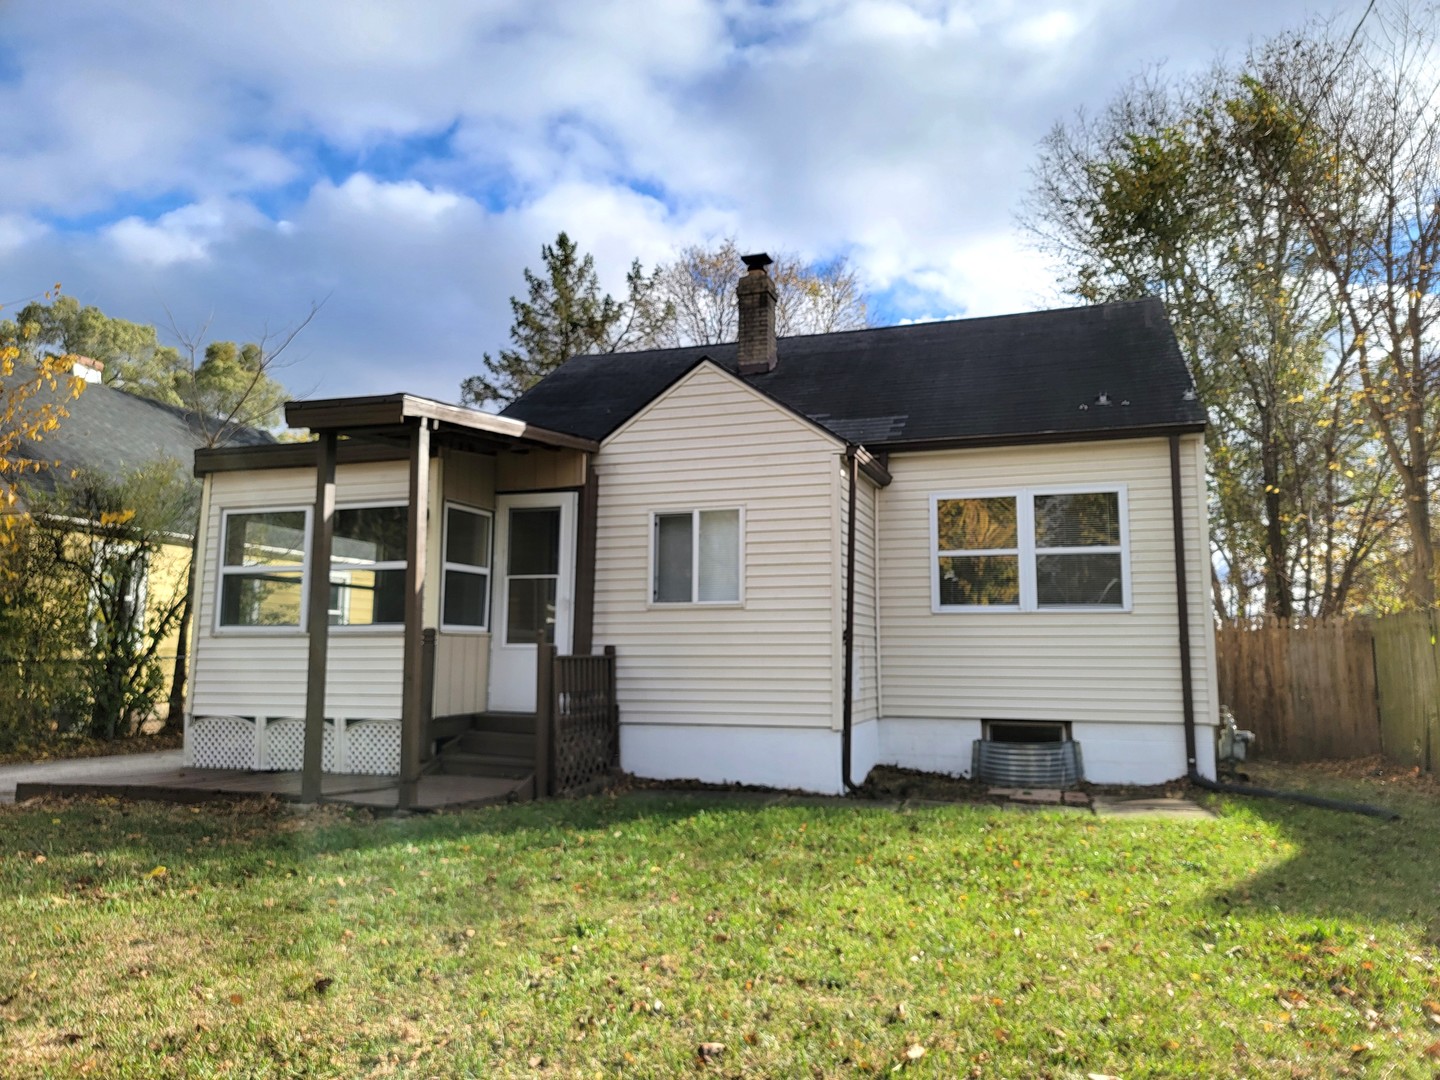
858, 765, 1196, 803
1247, 755, 1440, 796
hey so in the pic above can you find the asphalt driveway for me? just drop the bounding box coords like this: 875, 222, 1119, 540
0, 751, 184, 803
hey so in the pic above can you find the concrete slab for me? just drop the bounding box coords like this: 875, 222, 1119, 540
0, 751, 184, 803
1091, 795, 1215, 819
8, 763, 531, 812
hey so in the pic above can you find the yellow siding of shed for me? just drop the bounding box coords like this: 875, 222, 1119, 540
877, 436, 1215, 727
594, 363, 842, 730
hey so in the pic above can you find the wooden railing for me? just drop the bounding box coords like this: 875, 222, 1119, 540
536, 643, 618, 797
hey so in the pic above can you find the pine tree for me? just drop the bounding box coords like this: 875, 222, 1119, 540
461, 233, 630, 407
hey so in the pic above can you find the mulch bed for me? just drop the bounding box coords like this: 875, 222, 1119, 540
0, 729, 183, 767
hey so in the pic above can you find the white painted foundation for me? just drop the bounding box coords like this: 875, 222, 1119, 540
621, 717, 1216, 794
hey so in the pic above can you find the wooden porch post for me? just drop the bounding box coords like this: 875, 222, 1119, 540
301, 431, 337, 803
535, 630, 555, 798
572, 455, 599, 656
399, 419, 431, 809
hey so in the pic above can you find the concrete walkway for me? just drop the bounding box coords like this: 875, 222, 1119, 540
0, 750, 185, 803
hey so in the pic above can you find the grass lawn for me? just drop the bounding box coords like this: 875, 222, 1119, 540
2, 766, 1439, 1078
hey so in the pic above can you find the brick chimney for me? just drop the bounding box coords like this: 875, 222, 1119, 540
736, 252, 777, 375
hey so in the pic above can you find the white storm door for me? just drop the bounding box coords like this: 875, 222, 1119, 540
487, 492, 577, 712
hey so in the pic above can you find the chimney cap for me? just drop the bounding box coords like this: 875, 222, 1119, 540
741, 252, 773, 272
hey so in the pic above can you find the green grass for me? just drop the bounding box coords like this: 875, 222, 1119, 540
2, 769, 1440, 1078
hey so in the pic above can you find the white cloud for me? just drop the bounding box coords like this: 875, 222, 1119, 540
0, 0, 1335, 406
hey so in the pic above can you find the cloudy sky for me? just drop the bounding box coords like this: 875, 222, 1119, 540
0, 0, 1345, 406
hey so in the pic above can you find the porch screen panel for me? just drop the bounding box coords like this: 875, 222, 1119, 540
219, 510, 307, 627
329, 505, 408, 626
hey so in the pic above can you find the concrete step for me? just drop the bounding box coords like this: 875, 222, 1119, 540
438, 751, 533, 780
456, 729, 534, 760
471, 711, 538, 734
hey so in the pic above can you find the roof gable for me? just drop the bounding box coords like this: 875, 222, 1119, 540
501, 297, 1205, 450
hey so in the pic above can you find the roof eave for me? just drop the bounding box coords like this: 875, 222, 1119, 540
283, 393, 599, 452
874, 421, 1206, 454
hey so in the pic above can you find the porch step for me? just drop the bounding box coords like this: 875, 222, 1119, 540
455, 728, 534, 760
437, 750, 533, 781
471, 711, 538, 734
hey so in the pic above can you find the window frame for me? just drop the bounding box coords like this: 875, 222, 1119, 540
326, 500, 409, 632
930, 485, 1131, 614
647, 506, 746, 607
439, 501, 494, 633
214, 504, 313, 635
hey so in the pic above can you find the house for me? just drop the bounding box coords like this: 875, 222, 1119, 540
183, 255, 1217, 799
1, 358, 275, 711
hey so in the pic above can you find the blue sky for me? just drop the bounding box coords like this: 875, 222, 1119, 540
0, 0, 1341, 406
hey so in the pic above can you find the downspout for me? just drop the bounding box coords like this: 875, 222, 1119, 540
1167, 434, 1397, 820
841, 445, 861, 793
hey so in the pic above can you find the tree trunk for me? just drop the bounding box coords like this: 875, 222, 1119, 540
1260, 410, 1292, 619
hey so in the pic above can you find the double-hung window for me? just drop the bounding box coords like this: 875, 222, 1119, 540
218, 508, 309, 628
652, 508, 742, 604
441, 504, 492, 630
329, 505, 408, 626
932, 487, 1128, 611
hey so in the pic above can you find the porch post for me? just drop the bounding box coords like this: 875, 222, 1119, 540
572, 454, 599, 655
399, 418, 432, 809
301, 431, 337, 803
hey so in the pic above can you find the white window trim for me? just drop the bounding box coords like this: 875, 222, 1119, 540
440, 501, 494, 634
929, 485, 1131, 614
215, 505, 312, 635
326, 501, 408, 634
647, 506, 746, 607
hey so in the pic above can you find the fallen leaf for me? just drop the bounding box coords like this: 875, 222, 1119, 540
527, 1054, 543, 1068
697, 1042, 726, 1062
904, 1044, 926, 1061
228, 994, 243, 1005
146, 866, 167, 879
312, 976, 334, 995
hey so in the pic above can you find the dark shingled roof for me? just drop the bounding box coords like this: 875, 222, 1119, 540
501, 297, 1204, 449
4, 369, 275, 497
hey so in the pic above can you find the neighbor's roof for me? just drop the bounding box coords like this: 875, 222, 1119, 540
3, 368, 275, 495
501, 297, 1205, 450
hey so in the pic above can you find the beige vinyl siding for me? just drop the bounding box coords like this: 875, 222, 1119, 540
497, 447, 585, 491
433, 448, 498, 715
842, 468, 881, 724
877, 435, 1215, 727
594, 362, 841, 730
190, 460, 411, 721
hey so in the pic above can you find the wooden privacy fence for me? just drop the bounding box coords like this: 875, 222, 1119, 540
1373, 610, 1440, 773
1216, 618, 1380, 761
1218, 613, 1440, 766
536, 644, 619, 797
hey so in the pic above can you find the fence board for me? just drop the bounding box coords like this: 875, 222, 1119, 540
1374, 610, 1440, 772
1216, 619, 1380, 761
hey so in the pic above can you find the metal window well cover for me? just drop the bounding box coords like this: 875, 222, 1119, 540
972, 739, 1084, 788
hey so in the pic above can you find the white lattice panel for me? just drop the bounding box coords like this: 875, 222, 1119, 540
261, 718, 336, 772
190, 715, 257, 770
346, 719, 401, 775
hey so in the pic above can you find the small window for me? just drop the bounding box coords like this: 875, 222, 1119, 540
1033, 492, 1124, 608
329, 505, 408, 626
218, 509, 309, 628
935, 496, 1020, 607
442, 504, 492, 630
652, 509, 741, 604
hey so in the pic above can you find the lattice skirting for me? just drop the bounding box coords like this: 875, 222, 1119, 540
186, 715, 402, 775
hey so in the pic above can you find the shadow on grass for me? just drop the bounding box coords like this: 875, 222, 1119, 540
1203, 776, 1440, 938
0, 789, 882, 902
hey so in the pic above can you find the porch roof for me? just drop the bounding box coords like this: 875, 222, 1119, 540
194, 393, 598, 476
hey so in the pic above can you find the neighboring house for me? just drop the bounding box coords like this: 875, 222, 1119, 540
184, 256, 1217, 793
2, 359, 274, 702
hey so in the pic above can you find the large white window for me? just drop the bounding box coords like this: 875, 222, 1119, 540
651, 508, 742, 604
218, 508, 310, 628
216, 504, 411, 630
441, 503, 492, 630
931, 487, 1128, 612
